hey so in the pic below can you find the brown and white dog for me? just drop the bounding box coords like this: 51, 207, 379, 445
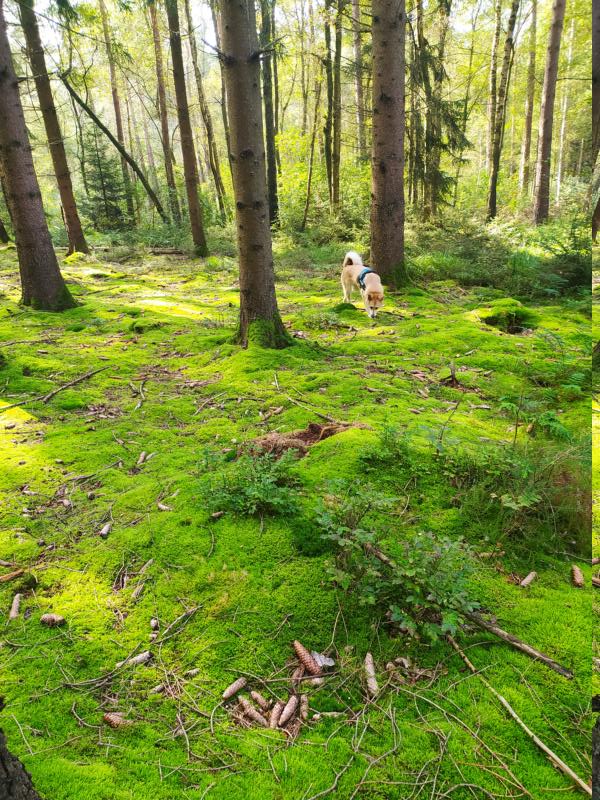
341, 251, 384, 319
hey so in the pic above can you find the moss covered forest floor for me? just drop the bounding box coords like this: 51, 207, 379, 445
0, 233, 592, 799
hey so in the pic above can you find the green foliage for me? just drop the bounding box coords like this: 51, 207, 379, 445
79, 127, 127, 232
315, 482, 478, 640
200, 450, 300, 517
533, 215, 591, 291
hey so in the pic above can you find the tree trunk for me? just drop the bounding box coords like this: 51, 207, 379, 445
331, 0, 343, 211
424, 0, 451, 220
182, 0, 227, 222
486, 0, 520, 220
324, 2, 334, 207
59, 74, 169, 223
0, 729, 42, 800
141, 107, 159, 198
0, 5, 74, 310
148, 0, 181, 224
486, 0, 502, 173
370, 0, 407, 286
0, 214, 10, 243
165, 0, 208, 255
533, 0, 566, 223
453, 0, 481, 205
555, 17, 574, 205
209, 0, 232, 172
351, 0, 367, 160
19, 0, 88, 254
300, 70, 323, 231
260, 0, 279, 223
219, 0, 288, 348
593, 0, 600, 169
98, 0, 135, 222
518, 0, 537, 194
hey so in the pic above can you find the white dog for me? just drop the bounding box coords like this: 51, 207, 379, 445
341, 251, 384, 319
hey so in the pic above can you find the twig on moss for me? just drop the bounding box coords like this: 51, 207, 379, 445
1, 366, 110, 412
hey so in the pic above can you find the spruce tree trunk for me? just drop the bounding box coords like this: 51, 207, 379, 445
19, 0, 88, 255
260, 0, 279, 224
486, 0, 520, 220
219, 0, 288, 348
486, 0, 502, 173
351, 0, 367, 160
300, 71, 323, 231
555, 18, 574, 204
0, 5, 74, 311
0, 730, 41, 800
331, 0, 343, 211
518, 0, 537, 194
324, 3, 334, 207
0, 214, 10, 243
165, 0, 208, 255
182, 0, 227, 222
149, 0, 181, 224
593, 0, 600, 168
424, 0, 451, 220
370, 0, 407, 286
209, 0, 232, 172
98, 0, 135, 222
533, 0, 566, 223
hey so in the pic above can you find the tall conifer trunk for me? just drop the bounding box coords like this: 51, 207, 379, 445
533, 0, 566, 223
260, 0, 279, 223
98, 0, 135, 222
149, 0, 181, 224
370, 0, 407, 285
0, 3, 74, 310
219, 0, 288, 348
19, 0, 88, 254
165, 0, 208, 255
518, 0, 537, 194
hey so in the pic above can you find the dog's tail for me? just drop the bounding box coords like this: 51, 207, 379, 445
343, 250, 363, 269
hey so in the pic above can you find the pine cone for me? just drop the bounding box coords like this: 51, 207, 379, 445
238, 697, 268, 727
571, 565, 584, 588
222, 676, 247, 700
40, 613, 65, 627
278, 695, 299, 727
269, 700, 284, 729
103, 712, 132, 728
293, 640, 321, 676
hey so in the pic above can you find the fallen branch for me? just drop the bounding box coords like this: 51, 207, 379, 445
0, 367, 109, 412
361, 542, 573, 679
447, 636, 591, 796
0, 569, 24, 583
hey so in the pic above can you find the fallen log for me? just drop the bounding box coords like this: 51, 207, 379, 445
448, 636, 590, 796
519, 571, 537, 588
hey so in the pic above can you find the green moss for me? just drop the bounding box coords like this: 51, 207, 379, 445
0, 238, 591, 800
477, 298, 539, 332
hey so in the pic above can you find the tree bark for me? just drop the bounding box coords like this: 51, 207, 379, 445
555, 18, 574, 205
148, 0, 181, 224
300, 70, 323, 231
165, 0, 208, 255
593, 0, 600, 169
219, 0, 288, 348
182, 0, 227, 222
0, 214, 9, 243
518, 0, 537, 194
331, 0, 343, 210
209, 0, 232, 172
351, 0, 367, 160
370, 0, 407, 286
98, 0, 135, 222
533, 0, 566, 223
323, 2, 334, 207
0, 5, 74, 311
19, 0, 88, 254
487, 0, 520, 220
59, 73, 169, 223
486, 0, 502, 173
260, 0, 279, 223
0, 729, 42, 800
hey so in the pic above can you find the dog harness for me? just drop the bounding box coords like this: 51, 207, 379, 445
357, 267, 373, 290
